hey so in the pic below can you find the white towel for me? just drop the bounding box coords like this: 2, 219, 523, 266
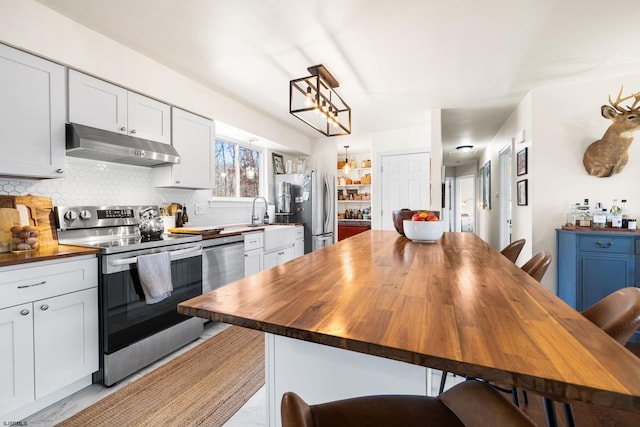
137, 251, 173, 304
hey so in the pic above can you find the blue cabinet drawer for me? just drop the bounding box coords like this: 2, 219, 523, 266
578, 236, 632, 254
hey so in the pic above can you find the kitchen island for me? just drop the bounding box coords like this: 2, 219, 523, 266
178, 230, 640, 425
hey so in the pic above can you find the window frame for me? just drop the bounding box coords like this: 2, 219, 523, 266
212, 136, 265, 201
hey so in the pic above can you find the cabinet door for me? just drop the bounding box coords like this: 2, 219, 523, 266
294, 240, 304, 259
152, 108, 214, 189
33, 288, 98, 399
245, 249, 264, 277
0, 303, 34, 416
279, 247, 295, 264
264, 251, 279, 270
579, 254, 633, 310
127, 92, 171, 144
0, 44, 65, 178
68, 69, 128, 134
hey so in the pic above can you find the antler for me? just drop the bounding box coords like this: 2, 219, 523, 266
608, 86, 640, 112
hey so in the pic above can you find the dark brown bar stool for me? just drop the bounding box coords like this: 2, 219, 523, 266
500, 238, 525, 263
521, 251, 551, 282
281, 379, 536, 427
554, 287, 640, 427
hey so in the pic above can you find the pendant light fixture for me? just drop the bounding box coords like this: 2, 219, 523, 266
342, 145, 351, 174
290, 65, 351, 137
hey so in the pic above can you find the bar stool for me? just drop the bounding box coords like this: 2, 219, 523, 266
521, 251, 551, 282
553, 287, 640, 427
500, 238, 525, 263
281, 379, 537, 427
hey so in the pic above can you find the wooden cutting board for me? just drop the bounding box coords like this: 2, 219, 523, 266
0, 208, 21, 252
167, 227, 222, 236
0, 195, 58, 249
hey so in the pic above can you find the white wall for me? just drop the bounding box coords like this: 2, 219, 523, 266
481, 74, 640, 292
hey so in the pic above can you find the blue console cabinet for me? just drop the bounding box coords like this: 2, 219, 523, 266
556, 228, 639, 343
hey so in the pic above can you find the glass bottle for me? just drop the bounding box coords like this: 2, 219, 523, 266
610, 199, 622, 228
566, 203, 580, 227
576, 199, 592, 227
592, 208, 607, 229
621, 199, 630, 218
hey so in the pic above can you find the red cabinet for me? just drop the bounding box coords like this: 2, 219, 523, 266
338, 224, 370, 241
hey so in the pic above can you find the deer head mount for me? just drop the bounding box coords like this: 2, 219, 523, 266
583, 87, 640, 177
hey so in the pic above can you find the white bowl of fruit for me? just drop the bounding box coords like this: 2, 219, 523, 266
403, 212, 444, 242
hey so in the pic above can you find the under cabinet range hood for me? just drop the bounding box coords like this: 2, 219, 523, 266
65, 123, 181, 167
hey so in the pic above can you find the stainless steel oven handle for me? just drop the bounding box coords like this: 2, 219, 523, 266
108, 245, 202, 267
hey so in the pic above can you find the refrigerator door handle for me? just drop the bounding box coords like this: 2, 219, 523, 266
323, 172, 334, 234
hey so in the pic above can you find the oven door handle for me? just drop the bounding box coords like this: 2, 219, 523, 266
108, 245, 203, 267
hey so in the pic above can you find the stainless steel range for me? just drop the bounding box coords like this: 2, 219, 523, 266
55, 205, 204, 386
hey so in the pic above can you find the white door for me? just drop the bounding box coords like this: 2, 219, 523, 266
380, 152, 430, 230
499, 146, 513, 249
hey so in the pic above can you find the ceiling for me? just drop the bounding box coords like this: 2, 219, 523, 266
35, 0, 640, 166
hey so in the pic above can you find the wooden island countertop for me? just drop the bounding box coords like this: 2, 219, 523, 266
178, 230, 640, 412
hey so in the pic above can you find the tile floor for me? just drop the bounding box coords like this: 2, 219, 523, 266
20, 321, 459, 426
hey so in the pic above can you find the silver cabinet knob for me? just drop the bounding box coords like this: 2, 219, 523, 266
120, 126, 127, 131
56, 168, 64, 174
20, 309, 30, 316
130, 129, 137, 134
40, 304, 49, 311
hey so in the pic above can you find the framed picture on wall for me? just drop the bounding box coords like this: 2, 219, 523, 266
479, 165, 485, 208
517, 179, 528, 206
272, 153, 285, 174
483, 160, 491, 209
517, 148, 528, 176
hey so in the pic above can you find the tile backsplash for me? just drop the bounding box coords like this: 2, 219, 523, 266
0, 157, 265, 227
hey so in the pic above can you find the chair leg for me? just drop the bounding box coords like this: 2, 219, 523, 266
563, 402, 576, 427
439, 370, 448, 394
522, 389, 528, 404
511, 387, 520, 407
543, 397, 559, 427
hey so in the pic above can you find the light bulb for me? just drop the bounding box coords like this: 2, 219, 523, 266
305, 87, 314, 107
343, 163, 351, 174
246, 166, 255, 180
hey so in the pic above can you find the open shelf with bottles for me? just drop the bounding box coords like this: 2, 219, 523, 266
337, 156, 372, 222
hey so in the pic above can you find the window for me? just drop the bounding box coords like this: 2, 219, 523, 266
214, 138, 261, 198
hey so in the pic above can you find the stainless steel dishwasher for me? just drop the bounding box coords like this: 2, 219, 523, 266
202, 234, 245, 293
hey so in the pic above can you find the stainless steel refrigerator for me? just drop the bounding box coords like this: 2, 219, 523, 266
274, 171, 334, 253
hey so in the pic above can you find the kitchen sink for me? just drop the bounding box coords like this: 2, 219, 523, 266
262, 225, 296, 251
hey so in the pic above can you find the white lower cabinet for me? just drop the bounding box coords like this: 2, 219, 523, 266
0, 257, 98, 419
264, 246, 295, 270
244, 232, 264, 277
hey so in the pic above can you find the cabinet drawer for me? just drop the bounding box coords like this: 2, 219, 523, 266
295, 226, 304, 240
244, 231, 263, 251
0, 257, 98, 309
578, 236, 632, 254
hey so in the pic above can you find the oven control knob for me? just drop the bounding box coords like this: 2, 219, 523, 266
64, 211, 78, 221
79, 210, 92, 220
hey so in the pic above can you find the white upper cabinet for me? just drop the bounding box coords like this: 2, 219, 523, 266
152, 107, 215, 189
0, 44, 66, 179
68, 70, 171, 144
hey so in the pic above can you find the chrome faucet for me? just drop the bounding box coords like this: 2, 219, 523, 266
251, 196, 268, 226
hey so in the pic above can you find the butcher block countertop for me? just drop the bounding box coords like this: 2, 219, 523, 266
179, 230, 640, 412
0, 245, 100, 268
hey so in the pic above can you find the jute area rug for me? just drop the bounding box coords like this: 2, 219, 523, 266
56, 325, 265, 427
